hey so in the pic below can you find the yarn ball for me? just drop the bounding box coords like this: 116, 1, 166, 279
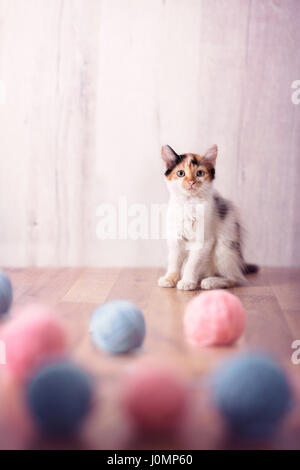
90, 300, 146, 354
184, 290, 246, 347
212, 353, 293, 438
0, 304, 67, 381
26, 360, 93, 437
122, 362, 188, 432
0, 270, 13, 315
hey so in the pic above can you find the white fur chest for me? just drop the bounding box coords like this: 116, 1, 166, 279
166, 197, 205, 245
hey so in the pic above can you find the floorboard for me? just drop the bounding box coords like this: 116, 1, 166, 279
1, 267, 300, 450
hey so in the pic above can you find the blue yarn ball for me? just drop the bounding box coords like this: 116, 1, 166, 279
212, 353, 292, 438
0, 270, 13, 315
90, 300, 146, 354
27, 361, 93, 436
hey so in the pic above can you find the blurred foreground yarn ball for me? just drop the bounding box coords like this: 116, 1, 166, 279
0, 270, 13, 315
27, 361, 93, 437
0, 304, 67, 381
122, 361, 188, 433
212, 353, 292, 438
184, 290, 246, 347
90, 300, 146, 354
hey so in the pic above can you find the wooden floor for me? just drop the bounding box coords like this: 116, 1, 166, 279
2, 266, 300, 450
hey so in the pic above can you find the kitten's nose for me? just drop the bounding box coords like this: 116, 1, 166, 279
188, 180, 195, 187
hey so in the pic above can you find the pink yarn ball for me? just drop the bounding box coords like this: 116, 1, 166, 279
184, 290, 246, 347
0, 304, 67, 381
122, 362, 188, 433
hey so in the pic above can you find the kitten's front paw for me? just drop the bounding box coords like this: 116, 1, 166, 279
177, 280, 197, 291
158, 273, 180, 288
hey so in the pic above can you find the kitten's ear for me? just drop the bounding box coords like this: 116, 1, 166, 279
161, 145, 178, 169
204, 145, 218, 166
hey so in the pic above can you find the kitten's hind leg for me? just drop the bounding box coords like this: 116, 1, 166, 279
211, 220, 246, 289
201, 276, 236, 290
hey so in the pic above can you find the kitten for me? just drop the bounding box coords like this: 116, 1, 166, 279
158, 144, 257, 291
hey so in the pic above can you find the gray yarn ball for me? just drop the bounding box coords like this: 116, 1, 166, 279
90, 300, 146, 354
212, 353, 292, 439
27, 360, 93, 436
0, 270, 13, 315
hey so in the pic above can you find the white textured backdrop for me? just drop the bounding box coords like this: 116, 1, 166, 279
0, 0, 299, 267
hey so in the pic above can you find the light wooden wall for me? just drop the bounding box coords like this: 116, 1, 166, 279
0, 0, 299, 267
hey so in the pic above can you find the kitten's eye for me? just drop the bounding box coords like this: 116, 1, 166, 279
176, 170, 185, 177
196, 170, 205, 177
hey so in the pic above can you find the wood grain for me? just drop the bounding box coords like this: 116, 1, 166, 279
0, 0, 299, 267
1, 266, 300, 450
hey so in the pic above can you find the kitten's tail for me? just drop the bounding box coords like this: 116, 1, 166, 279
242, 263, 259, 274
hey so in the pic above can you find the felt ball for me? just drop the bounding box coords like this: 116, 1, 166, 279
122, 362, 188, 432
0, 304, 67, 381
212, 353, 292, 438
26, 360, 93, 437
90, 300, 146, 354
0, 270, 13, 315
184, 290, 246, 347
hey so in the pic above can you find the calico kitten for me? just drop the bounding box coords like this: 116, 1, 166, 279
158, 144, 257, 291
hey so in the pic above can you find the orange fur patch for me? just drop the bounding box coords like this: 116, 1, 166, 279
167, 153, 214, 184
164, 272, 180, 286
